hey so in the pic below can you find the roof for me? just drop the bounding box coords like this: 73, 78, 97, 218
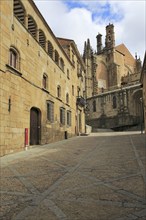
57, 37, 85, 69
115, 43, 136, 67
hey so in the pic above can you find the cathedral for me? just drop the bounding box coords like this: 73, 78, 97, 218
83, 24, 143, 131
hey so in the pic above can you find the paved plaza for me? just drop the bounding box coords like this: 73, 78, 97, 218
0, 131, 146, 220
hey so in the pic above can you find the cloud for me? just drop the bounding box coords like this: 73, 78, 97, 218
34, 0, 145, 61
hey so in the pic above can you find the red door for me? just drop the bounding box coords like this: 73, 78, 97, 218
30, 107, 41, 145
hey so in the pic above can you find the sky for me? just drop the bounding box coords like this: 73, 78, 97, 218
34, 0, 146, 62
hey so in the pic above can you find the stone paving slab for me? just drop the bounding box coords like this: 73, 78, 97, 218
0, 132, 146, 219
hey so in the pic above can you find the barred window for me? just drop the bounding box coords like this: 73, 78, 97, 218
67, 111, 71, 126
47, 101, 54, 122
60, 108, 65, 125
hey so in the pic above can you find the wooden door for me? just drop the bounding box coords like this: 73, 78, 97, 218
30, 107, 41, 145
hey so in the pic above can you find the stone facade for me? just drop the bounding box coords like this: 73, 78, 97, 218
84, 24, 143, 130
0, 0, 86, 156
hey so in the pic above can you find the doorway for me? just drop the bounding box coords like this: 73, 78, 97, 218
30, 107, 41, 145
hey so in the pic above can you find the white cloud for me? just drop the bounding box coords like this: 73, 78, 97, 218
34, 0, 145, 62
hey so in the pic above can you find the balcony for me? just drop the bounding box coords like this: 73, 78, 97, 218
76, 96, 86, 107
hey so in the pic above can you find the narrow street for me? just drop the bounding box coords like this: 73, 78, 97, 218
0, 132, 146, 220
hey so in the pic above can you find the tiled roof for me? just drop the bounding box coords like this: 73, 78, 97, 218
115, 43, 136, 66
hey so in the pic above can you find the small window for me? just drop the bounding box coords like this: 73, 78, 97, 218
93, 100, 96, 112
60, 58, 64, 71
113, 96, 117, 109
47, 101, 54, 122
66, 93, 69, 104
72, 85, 74, 96
9, 48, 19, 69
77, 87, 80, 97
43, 73, 48, 90
67, 111, 71, 126
67, 69, 70, 79
57, 85, 61, 98
60, 107, 65, 125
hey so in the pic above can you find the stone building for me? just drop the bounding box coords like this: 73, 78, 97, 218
0, 0, 86, 156
140, 52, 146, 133
84, 24, 143, 131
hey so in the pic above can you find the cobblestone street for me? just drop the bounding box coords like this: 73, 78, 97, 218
0, 132, 146, 220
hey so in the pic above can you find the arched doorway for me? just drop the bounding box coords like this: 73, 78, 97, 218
30, 107, 41, 145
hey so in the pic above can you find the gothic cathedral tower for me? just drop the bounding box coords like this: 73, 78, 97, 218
105, 24, 118, 89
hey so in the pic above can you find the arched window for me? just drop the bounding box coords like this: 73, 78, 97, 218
57, 85, 61, 98
28, 15, 37, 39
55, 50, 59, 65
9, 47, 20, 70
93, 100, 96, 112
14, 0, 26, 25
47, 41, 53, 58
60, 58, 64, 71
39, 29, 46, 49
66, 93, 69, 104
113, 96, 117, 109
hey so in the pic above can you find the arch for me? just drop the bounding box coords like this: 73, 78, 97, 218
13, 0, 26, 25
28, 15, 37, 39
47, 41, 53, 58
39, 29, 46, 49
30, 107, 41, 145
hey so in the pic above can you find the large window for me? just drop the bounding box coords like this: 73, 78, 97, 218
60, 108, 65, 125
47, 101, 54, 122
